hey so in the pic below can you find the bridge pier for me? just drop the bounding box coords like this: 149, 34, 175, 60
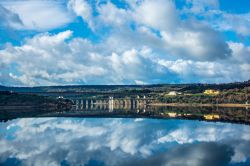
109, 97, 114, 112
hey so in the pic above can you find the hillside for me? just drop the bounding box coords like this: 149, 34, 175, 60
0, 80, 249, 94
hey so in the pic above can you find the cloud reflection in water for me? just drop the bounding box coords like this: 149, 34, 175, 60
0, 118, 250, 166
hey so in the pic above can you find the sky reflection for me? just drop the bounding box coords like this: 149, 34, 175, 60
0, 118, 250, 166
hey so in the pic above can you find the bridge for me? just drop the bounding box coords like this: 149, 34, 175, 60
69, 96, 152, 112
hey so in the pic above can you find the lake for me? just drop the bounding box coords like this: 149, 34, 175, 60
0, 117, 250, 166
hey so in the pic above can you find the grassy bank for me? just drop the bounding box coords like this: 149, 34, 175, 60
149, 103, 250, 108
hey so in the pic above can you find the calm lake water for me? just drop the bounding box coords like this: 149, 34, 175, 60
0, 118, 250, 166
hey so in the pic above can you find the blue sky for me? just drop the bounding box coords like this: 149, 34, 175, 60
0, 0, 250, 86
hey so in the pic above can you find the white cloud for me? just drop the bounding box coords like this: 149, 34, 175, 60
199, 11, 250, 37
1, 0, 73, 31
134, 0, 179, 31
0, 28, 249, 86
184, 0, 219, 14
97, 2, 130, 27
162, 58, 250, 83
0, 31, 106, 85
0, 31, 167, 86
0, 0, 250, 85
67, 0, 93, 29
161, 23, 231, 61
228, 42, 250, 63
219, 13, 250, 36
183, 0, 250, 36
129, 0, 231, 61
0, 4, 23, 29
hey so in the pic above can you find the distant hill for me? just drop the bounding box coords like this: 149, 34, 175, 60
0, 80, 249, 93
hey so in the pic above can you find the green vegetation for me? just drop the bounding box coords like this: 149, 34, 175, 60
0, 92, 72, 110
0, 92, 57, 106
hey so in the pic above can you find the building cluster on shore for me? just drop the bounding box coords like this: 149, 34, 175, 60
203, 89, 220, 95
165, 89, 220, 96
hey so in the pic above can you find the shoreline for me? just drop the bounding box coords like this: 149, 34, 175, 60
149, 103, 250, 108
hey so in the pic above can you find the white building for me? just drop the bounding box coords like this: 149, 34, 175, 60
167, 91, 182, 96
167, 91, 177, 96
